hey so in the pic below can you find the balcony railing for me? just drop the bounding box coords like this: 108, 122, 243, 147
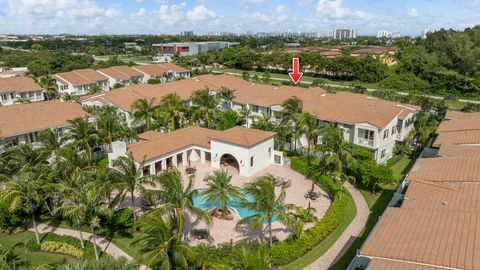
357, 138, 374, 147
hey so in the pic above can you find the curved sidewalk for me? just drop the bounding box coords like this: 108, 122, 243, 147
303, 182, 369, 270
29, 223, 146, 267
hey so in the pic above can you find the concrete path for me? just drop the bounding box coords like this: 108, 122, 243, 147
303, 182, 369, 270
29, 223, 149, 269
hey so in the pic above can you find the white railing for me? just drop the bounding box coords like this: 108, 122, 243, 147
357, 138, 374, 147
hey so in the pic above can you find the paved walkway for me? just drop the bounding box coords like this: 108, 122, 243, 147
303, 182, 369, 270
29, 223, 149, 269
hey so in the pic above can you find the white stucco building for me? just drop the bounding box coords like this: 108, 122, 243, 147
97, 65, 144, 88
108, 126, 283, 177
54, 68, 109, 96
0, 76, 45, 106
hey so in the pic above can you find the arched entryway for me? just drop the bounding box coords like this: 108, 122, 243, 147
220, 153, 240, 173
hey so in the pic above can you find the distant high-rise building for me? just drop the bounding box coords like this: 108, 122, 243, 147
334, 28, 357, 40
181, 31, 194, 36
421, 28, 431, 39
377, 30, 400, 38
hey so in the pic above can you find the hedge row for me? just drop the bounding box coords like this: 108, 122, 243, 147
271, 156, 351, 265
41, 241, 84, 257
26, 232, 97, 259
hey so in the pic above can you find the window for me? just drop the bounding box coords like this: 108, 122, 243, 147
250, 156, 254, 167
383, 130, 389, 139
380, 149, 386, 159
1, 94, 7, 101
391, 126, 396, 135
251, 105, 259, 113
268, 147, 272, 157
362, 130, 374, 140
10, 93, 14, 99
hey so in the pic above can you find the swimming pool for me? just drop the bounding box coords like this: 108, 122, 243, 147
193, 189, 279, 222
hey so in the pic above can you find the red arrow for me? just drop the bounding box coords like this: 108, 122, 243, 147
288, 58, 303, 84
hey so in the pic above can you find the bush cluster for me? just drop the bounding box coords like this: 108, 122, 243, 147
41, 241, 84, 257
42, 233, 96, 258
0, 204, 25, 231
271, 156, 351, 265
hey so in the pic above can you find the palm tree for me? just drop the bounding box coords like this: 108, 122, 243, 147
131, 98, 157, 131
286, 206, 317, 239
407, 112, 438, 149
112, 155, 153, 221
318, 123, 355, 181
239, 105, 252, 128
0, 169, 46, 244
133, 213, 195, 269
67, 117, 98, 164
0, 243, 30, 269
280, 97, 303, 151
39, 75, 58, 100
38, 128, 66, 161
233, 243, 271, 270
87, 85, 103, 95
202, 170, 243, 219
157, 94, 187, 131
299, 112, 321, 162
148, 168, 211, 241
237, 175, 293, 248
191, 88, 219, 128
61, 93, 79, 102
218, 87, 236, 109
96, 110, 137, 152
7, 144, 48, 174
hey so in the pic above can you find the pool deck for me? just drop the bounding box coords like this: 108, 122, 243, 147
179, 162, 331, 245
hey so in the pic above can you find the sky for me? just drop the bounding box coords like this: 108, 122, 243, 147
0, 0, 479, 36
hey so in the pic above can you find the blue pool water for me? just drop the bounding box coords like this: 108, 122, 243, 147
193, 189, 279, 222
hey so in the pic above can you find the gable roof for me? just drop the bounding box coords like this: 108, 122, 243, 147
366, 258, 450, 270
209, 126, 277, 147
407, 157, 480, 183
54, 69, 108, 86
98, 65, 143, 80
0, 100, 88, 138
0, 76, 43, 93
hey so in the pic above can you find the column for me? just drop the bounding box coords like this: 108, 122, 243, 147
182, 151, 188, 166
149, 164, 156, 175
172, 155, 178, 167
200, 151, 206, 164
161, 159, 167, 170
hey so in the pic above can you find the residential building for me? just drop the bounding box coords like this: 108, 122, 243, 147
132, 63, 191, 82
53, 68, 109, 96
350, 111, 480, 270
0, 76, 45, 106
97, 65, 144, 88
82, 74, 418, 164
123, 42, 141, 50
349, 47, 398, 65
181, 31, 194, 36
377, 30, 400, 38
108, 126, 282, 177
0, 100, 88, 147
152, 42, 240, 56
334, 28, 357, 40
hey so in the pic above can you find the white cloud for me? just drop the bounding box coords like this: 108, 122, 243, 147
186, 5, 216, 21
105, 7, 122, 18
316, 0, 372, 20
275, 5, 287, 13
407, 8, 421, 18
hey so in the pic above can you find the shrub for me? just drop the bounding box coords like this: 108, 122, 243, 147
25, 238, 40, 252
147, 78, 161, 84
271, 156, 351, 265
41, 233, 96, 258
41, 241, 84, 257
106, 208, 134, 233
0, 204, 24, 231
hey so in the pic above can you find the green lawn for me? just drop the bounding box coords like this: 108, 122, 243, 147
280, 192, 356, 270
0, 231, 74, 268
329, 155, 414, 270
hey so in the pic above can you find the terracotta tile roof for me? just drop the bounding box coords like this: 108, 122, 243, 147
209, 126, 276, 147
54, 68, 108, 85
403, 181, 480, 213
350, 47, 389, 55
132, 63, 189, 76
366, 258, 450, 270
127, 127, 221, 162
0, 76, 43, 93
98, 65, 143, 80
86, 74, 417, 128
433, 130, 480, 147
445, 110, 480, 120
437, 117, 480, 133
0, 100, 88, 138
407, 157, 480, 183
360, 208, 480, 270
438, 144, 480, 157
